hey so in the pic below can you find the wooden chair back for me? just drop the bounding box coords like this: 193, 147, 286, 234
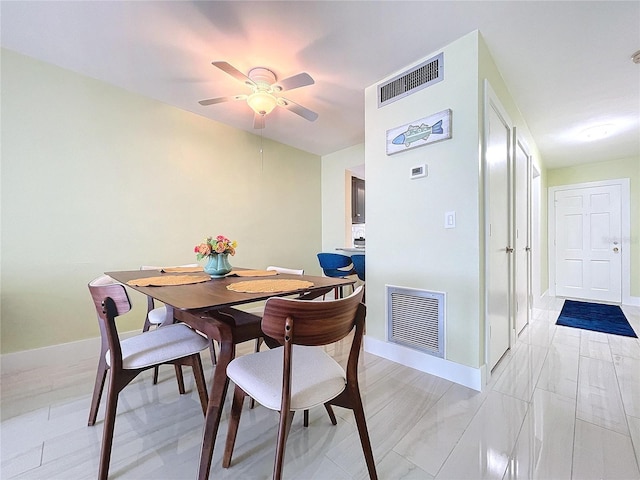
261, 286, 364, 347
88, 279, 131, 371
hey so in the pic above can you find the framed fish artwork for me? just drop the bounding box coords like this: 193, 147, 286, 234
386, 109, 452, 155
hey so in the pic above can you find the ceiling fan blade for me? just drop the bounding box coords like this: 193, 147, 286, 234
212, 61, 256, 88
253, 113, 265, 129
198, 95, 247, 106
278, 97, 318, 122
273, 72, 314, 92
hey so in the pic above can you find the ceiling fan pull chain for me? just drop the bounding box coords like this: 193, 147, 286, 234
260, 127, 264, 173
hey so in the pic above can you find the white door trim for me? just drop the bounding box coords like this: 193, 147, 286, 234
548, 178, 633, 305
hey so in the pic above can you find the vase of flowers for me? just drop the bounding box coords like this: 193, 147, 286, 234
195, 235, 237, 277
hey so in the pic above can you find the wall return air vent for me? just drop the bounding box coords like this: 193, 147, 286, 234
386, 285, 445, 358
378, 52, 444, 108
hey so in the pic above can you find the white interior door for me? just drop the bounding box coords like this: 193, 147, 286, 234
554, 184, 622, 302
514, 134, 530, 335
485, 82, 512, 371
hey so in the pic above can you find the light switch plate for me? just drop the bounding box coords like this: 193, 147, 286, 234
445, 211, 456, 228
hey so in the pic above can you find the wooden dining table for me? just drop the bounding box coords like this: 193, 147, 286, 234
106, 267, 354, 479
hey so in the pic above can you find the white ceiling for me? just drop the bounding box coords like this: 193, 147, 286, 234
1, 1, 638, 168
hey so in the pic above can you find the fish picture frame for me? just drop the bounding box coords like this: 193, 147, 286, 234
386, 109, 452, 155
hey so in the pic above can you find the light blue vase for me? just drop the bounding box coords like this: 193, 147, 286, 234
203, 253, 232, 277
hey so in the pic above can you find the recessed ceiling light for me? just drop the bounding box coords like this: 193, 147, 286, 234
581, 124, 614, 140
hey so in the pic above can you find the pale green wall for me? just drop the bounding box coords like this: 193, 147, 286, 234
1, 49, 322, 354
478, 34, 549, 305
321, 144, 364, 251
547, 156, 640, 297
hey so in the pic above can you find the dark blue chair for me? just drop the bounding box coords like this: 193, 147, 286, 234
350, 254, 365, 303
351, 254, 365, 282
317, 253, 356, 298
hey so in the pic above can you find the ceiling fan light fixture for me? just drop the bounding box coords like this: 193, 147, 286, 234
247, 91, 277, 115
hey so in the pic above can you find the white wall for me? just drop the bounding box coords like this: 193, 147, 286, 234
349, 31, 545, 389
364, 32, 482, 370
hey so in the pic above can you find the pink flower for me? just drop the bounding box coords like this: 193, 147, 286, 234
197, 243, 212, 256
194, 235, 237, 259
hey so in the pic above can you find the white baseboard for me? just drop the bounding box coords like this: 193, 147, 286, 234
0, 331, 137, 376
1, 336, 99, 375
364, 336, 483, 392
623, 295, 640, 307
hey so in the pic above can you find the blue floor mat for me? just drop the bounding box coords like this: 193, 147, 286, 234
556, 300, 637, 338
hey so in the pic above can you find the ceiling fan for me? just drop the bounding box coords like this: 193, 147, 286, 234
199, 61, 318, 129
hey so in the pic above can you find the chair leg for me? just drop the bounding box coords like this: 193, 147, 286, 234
273, 410, 295, 480
191, 354, 209, 415
152, 365, 160, 385
88, 356, 108, 426
222, 384, 247, 468
349, 390, 378, 480
209, 340, 217, 366
324, 403, 338, 425
303, 409, 309, 427
97, 373, 120, 480
174, 365, 186, 394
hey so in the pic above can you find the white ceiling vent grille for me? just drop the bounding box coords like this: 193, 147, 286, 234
386, 285, 445, 358
378, 52, 444, 108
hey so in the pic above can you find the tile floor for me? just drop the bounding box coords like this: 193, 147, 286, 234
1, 296, 639, 479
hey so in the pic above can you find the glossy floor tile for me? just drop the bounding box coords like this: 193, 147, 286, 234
2, 297, 639, 479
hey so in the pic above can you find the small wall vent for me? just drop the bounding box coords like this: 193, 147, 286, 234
386, 285, 445, 358
378, 52, 444, 108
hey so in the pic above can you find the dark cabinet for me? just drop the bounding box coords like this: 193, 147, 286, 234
351, 177, 365, 224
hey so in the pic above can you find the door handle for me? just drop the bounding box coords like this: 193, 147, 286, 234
506, 247, 514, 253
613, 247, 619, 253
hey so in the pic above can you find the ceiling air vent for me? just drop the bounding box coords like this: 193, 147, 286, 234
378, 52, 444, 108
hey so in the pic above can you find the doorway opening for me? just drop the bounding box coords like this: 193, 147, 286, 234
347, 164, 365, 249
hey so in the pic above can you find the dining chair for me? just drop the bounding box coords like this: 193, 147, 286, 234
316, 252, 356, 298
222, 286, 377, 480
140, 264, 217, 382
140, 264, 199, 330
253, 266, 305, 353
351, 254, 365, 282
87, 275, 210, 480
351, 254, 366, 303
249, 266, 304, 410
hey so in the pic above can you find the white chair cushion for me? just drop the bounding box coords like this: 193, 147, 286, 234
227, 345, 346, 411
89, 274, 118, 287
147, 306, 168, 325
106, 323, 208, 369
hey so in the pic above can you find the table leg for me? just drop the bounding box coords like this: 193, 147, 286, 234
197, 316, 234, 480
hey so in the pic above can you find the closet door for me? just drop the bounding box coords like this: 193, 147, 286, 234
485, 81, 512, 371
514, 131, 531, 335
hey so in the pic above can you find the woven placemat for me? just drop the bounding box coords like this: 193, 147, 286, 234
227, 279, 314, 293
161, 266, 204, 273
127, 275, 210, 287
230, 270, 278, 277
